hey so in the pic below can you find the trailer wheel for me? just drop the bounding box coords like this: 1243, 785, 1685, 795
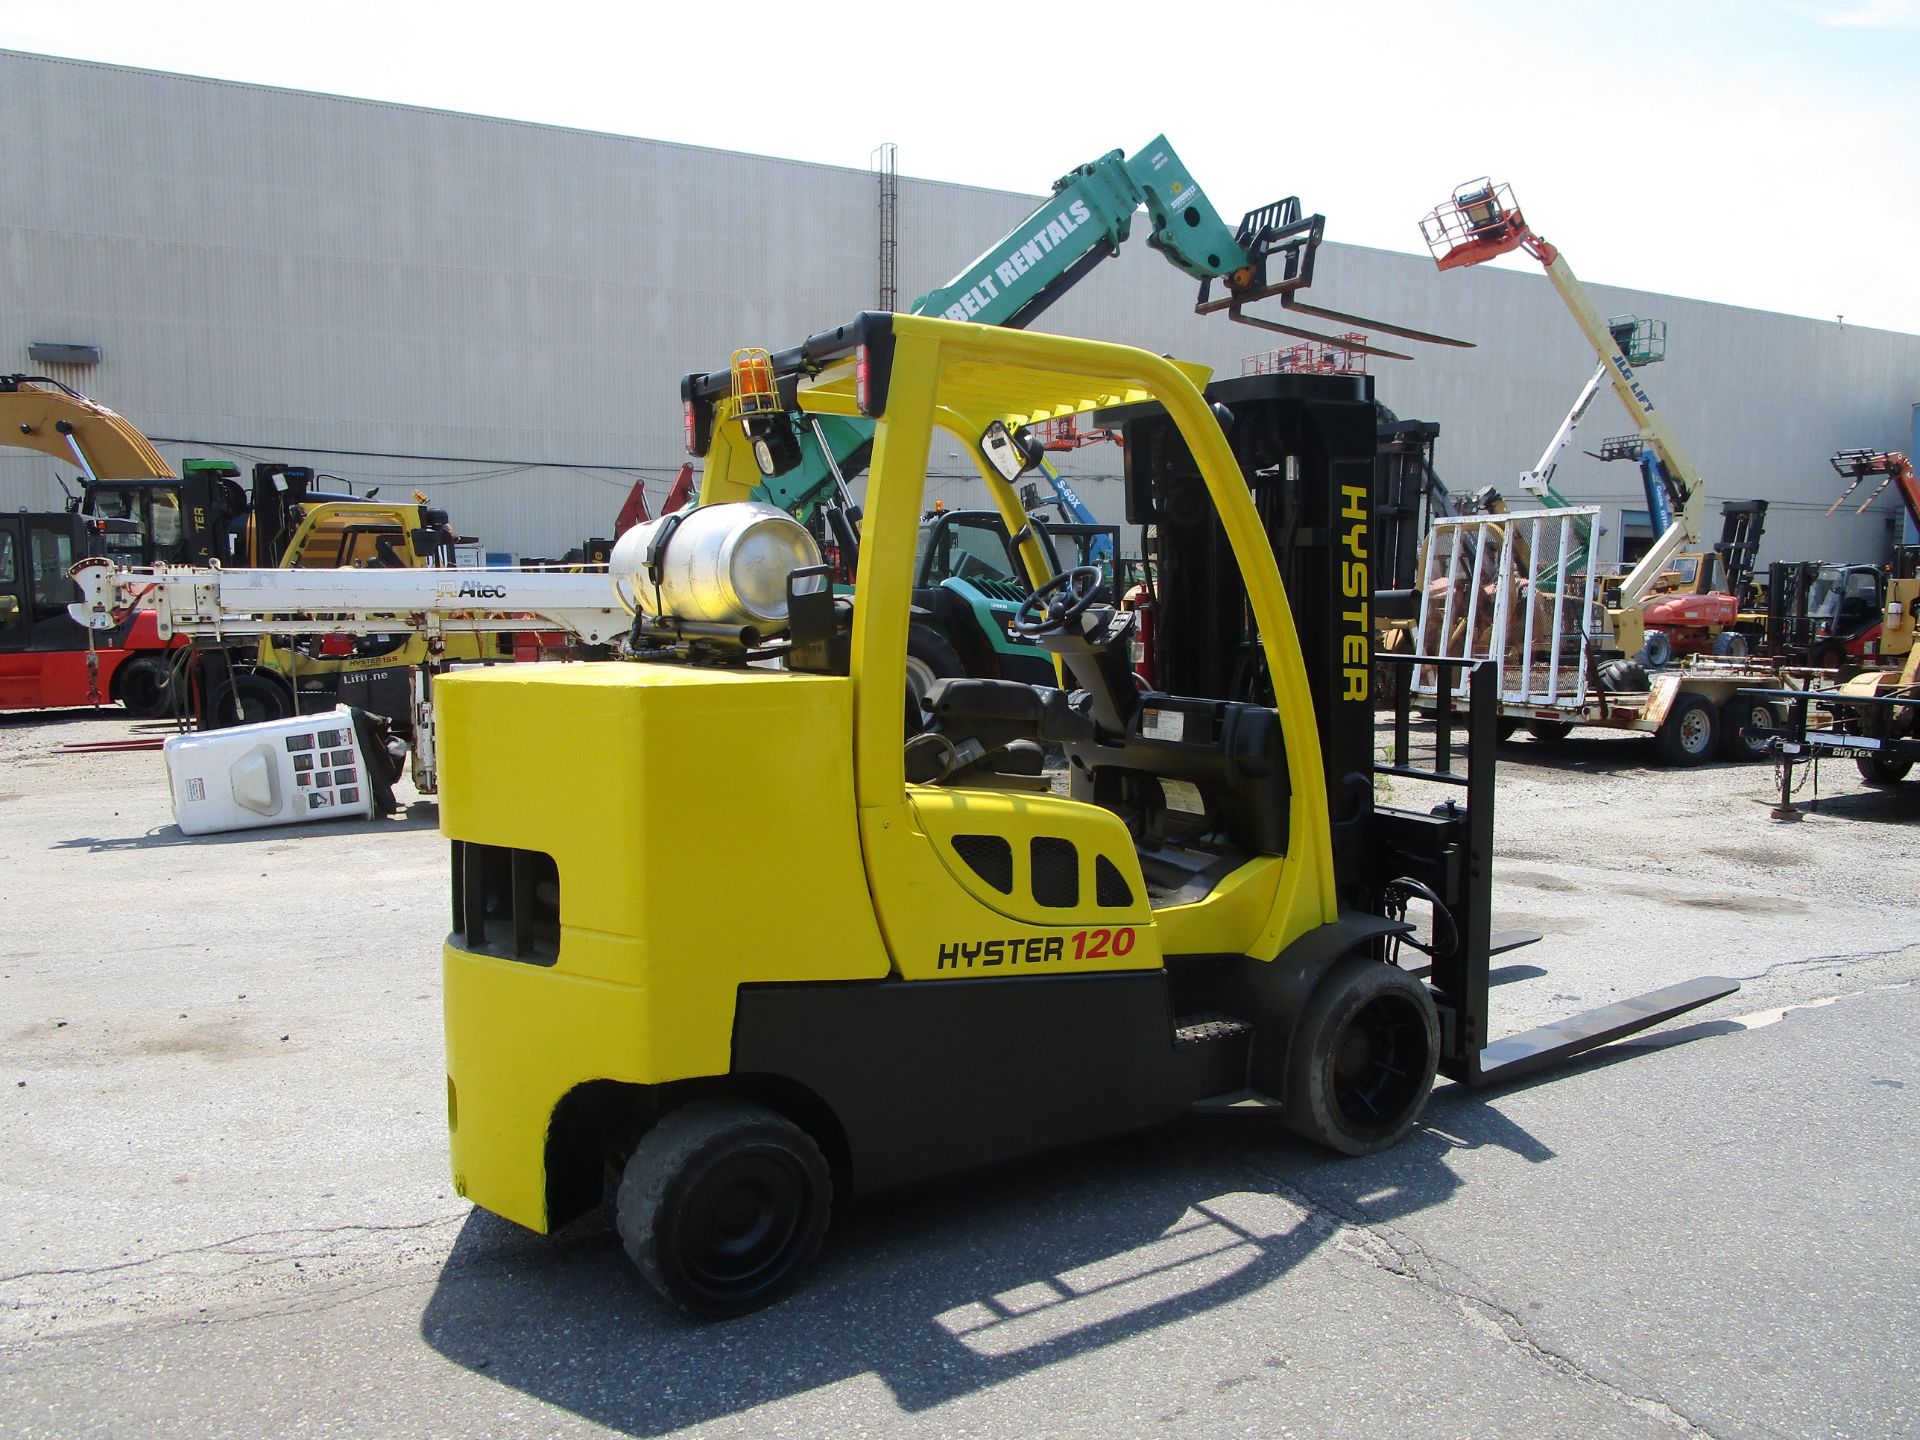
1719, 697, 1779, 762
1525, 720, 1573, 742
115, 655, 175, 719
616, 1100, 832, 1320
1857, 754, 1913, 786
1495, 717, 1519, 743
208, 670, 294, 728
1284, 956, 1439, 1157
1654, 691, 1719, 766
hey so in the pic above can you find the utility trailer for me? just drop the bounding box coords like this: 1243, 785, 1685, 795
1741, 683, 1918, 818
1409, 507, 1789, 764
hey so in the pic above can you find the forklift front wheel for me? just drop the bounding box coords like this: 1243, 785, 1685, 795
1284, 957, 1440, 1157
115, 654, 177, 719
616, 1100, 832, 1320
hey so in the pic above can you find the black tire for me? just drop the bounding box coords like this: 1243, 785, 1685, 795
1654, 691, 1719, 766
1283, 956, 1440, 1157
1598, 659, 1649, 694
1711, 630, 1750, 658
1525, 720, 1574, 742
1495, 717, 1520, 743
1637, 630, 1674, 669
208, 670, 294, 728
116, 654, 176, 719
1857, 754, 1913, 786
615, 1100, 832, 1320
1719, 697, 1779, 762
905, 624, 964, 729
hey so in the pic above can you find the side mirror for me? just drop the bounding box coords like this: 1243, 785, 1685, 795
980, 420, 1045, 481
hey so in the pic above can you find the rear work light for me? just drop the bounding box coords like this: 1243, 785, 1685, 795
730, 348, 779, 416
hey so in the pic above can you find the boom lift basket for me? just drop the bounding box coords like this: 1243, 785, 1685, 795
1419, 180, 1531, 269
1611, 315, 1666, 367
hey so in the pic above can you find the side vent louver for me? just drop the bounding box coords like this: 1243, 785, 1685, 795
1030, 837, 1079, 907
951, 834, 1014, 894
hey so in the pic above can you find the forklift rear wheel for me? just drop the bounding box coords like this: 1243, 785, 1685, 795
209, 671, 294, 728
1524, 720, 1573, 742
1284, 956, 1440, 1157
1653, 692, 1718, 766
616, 1100, 832, 1320
1719, 697, 1779, 762
115, 655, 175, 719
1857, 754, 1913, 786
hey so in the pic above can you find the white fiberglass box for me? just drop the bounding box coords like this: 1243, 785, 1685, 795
163, 707, 378, 836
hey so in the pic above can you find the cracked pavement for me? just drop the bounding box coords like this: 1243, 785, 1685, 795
1, 712, 1916, 1438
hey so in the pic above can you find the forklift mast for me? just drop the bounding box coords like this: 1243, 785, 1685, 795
1374, 413, 1445, 596
1714, 499, 1769, 599
1112, 372, 1380, 893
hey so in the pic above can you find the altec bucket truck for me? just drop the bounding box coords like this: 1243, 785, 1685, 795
66, 559, 630, 794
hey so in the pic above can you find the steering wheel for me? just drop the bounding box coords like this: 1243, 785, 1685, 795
1013, 566, 1103, 637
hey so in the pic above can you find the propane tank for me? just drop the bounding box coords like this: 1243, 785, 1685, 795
609, 502, 821, 632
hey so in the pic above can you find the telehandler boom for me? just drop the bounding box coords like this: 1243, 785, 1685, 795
437, 315, 1735, 1319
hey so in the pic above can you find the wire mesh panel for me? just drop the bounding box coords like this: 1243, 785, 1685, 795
1409, 508, 1601, 710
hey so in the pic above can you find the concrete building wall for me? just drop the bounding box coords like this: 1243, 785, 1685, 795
4, 48, 1917, 571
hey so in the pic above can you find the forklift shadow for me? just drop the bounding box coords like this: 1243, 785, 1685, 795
417, 1103, 1550, 1433
51, 803, 440, 852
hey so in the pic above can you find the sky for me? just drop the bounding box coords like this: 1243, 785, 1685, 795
3, 0, 1918, 333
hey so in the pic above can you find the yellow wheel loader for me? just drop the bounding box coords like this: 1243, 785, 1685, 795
436, 315, 1736, 1319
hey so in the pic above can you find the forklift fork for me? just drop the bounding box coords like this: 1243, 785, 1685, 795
1194, 203, 1477, 360
1377, 655, 1738, 1085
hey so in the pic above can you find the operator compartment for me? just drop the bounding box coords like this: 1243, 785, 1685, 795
1072, 691, 1289, 902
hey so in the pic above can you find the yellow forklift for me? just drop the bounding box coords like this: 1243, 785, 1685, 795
435, 315, 1736, 1318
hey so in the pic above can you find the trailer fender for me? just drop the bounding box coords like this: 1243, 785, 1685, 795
1643, 672, 1683, 728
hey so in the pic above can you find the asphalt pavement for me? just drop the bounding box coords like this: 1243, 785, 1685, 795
2, 710, 1915, 1438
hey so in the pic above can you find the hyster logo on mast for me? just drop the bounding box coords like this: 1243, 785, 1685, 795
1340, 484, 1370, 702
943, 200, 1095, 321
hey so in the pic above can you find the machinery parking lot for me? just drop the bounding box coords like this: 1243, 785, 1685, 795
3, 708, 1914, 1439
